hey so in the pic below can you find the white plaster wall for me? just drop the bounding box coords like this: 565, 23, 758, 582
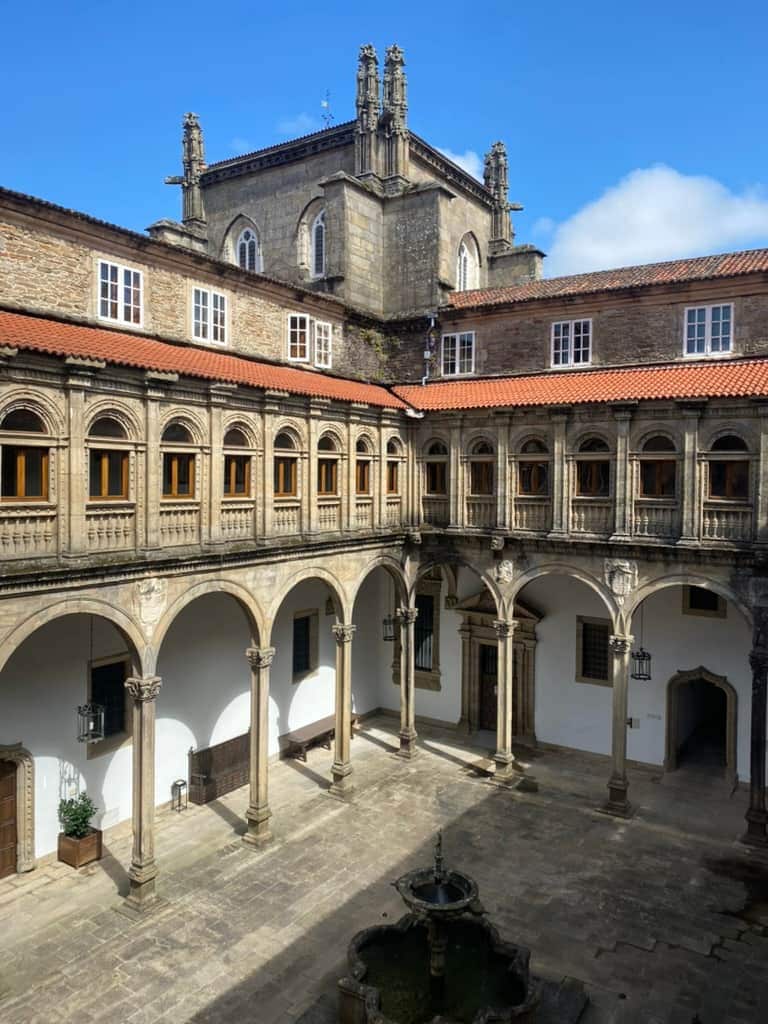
350, 570, 392, 717
0, 615, 134, 858
523, 576, 614, 757
624, 587, 752, 779
156, 593, 253, 806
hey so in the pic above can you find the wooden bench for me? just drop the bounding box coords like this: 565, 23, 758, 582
188, 731, 249, 805
280, 713, 359, 762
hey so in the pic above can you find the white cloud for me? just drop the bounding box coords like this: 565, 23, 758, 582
437, 148, 483, 181
544, 165, 768, 278
277, 113, 321, 137
531, 215, 555, 238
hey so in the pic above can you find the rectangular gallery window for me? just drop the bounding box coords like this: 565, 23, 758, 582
99, 260, 142, 325
441, 333, 475, 376
288, 314, 310, 361
192, 288, 227, 344
89, 449, 129, 500
224, 454, 250, 496
684, 305, 732, 356
552, 320, 591, 367
0, 446, 49, 500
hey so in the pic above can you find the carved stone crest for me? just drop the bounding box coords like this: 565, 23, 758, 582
494, 560, 515, 585
604, 559, 637, 606
134, 577, 168, 633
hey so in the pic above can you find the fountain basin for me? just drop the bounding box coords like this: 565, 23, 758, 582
339, 913, 540, 1024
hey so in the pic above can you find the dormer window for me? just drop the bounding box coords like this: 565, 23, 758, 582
311, 212, 326, 278
552, 320, 591, 367
441, 332, 475, 376
684, 305, 732, 356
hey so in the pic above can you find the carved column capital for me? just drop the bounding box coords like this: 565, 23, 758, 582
246, 646, 275, 671
396, 606, 418, 624
608, 635, 633, 656
332, 623, 357, 645
493, 619, 516, 639
125, 676, 162, 702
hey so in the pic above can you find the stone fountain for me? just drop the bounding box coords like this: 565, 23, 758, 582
337, 834, 587, 1024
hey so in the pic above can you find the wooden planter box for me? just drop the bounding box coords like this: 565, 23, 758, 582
57, 828, 102, 869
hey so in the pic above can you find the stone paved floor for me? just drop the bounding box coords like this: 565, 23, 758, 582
1, 717, 768, 1024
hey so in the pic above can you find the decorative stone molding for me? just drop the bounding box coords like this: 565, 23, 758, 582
246, 646, 275, 670
396, 607, 418, 624
493, 619, 515, 639
608, 635, 632, 655
332, 623, 357, 645
494, 559, 515, 584
134, 577, 168, 634
0, 744, 35, 873
125, 676, 162, 702
490, 533, 505, 551
406, 529, 422, 545
604, 559, 638, 606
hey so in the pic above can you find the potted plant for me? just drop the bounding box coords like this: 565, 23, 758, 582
57, 792, 102, 868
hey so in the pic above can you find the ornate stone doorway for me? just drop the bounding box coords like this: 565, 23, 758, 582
664, 668, 737, 787
456, 592, 540, 741
0, 745, 35, 876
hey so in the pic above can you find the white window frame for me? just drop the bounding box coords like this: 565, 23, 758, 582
191, 287, 227, 345
683, 304, 733, 357
441, 332, 475, 377
311, 212, 326, 279
288, 314, 310, 362
98, 260, 143, 327
314, 320, 333, 369
551, 319, 592, 368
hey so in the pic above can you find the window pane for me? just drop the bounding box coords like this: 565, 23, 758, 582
470, 461, 493, 495
212, 293, 226, 343
1, 445, 19, 497
176, 455, 193, 495
293, 616, 311, 675
162, 453, 174, 495
107, 451, 125, 496
91, 660, 127, 738
519, 461, 548, 495
387, 460, 398, 493
442, 336, 457, 375
22, 448, 45, 497
581, 621, 610, 681
414, 595, 434, 671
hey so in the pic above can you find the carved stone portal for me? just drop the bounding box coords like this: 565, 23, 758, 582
0, 744, 35, 873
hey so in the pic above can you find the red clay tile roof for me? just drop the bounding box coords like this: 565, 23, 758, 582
395, 359, 768, 411
0, 310, 406, 410
447, 249, 768, 309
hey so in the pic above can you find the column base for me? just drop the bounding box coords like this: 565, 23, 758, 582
243, 805, 272, 847
740, 809, 768, 847
598, 776, 634, 818
117, 865, 165, 919
329, 761, 354, 799
396, 728, 419, 759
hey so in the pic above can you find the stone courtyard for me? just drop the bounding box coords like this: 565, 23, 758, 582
1, 716, 767, 1024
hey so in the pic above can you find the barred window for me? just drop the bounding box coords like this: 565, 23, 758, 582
414, 594, 435, 672
577, 617, 610, 684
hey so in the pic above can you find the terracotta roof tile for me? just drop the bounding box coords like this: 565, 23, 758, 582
447, 249, 768, 309
394, 360, 768, 411
0, 310, 406, 410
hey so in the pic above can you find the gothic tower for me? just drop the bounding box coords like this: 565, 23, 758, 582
164, 113, 207, 230
484, 141, 514, 252
355, 44, 381, 178
381, 44, 409, 190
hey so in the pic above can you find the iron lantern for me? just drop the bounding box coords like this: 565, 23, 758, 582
382, 613, 396, 642
630, 646, 652, 681
171, 778, 188, 812
77, 703, 105, 744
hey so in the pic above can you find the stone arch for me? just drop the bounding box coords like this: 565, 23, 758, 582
0, 389, 62, 436
702, 423, 757, 451
159, 410, 206, 446
624, 574, 751, 634
456, 232, 481, 290
221, 213, 263, 271
149, 579, 265, 674
296, 196, 325, 275
413, 558, 502, 615
267, 566, 349, 636
84, 399, 141, 440
0, 744, 35, 873
464, 431, 496, 455
511, 429, 551, 453
421, 435, 450, 456
509, 563, 619, 627
0, 597, 147, 676
664, 666, 738, 784
632, 425, 680, 453
273, 420, 307, 450
571, 428, 614, 452
349, 555, 409, 610
223, 415, 260, 449
355, 430, 375, 454
317, 424, 345, 451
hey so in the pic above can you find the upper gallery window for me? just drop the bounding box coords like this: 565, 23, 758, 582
552, 320, 591, 367
88, 417, 128, 501
639, 435, 676, 498
0, 408, 49, 502
456, 238, 479, 291
99, 260, 142, 326
386, 438, 402, 494
576, 437, 610, 497
161, 422, 195, 500
287, 314, 333, 367
274, 432, 298, 498
192, 287, 227, 345
237, 228, 262, 273
314, 321, 332, 368
684, 304, 733, 356
223, 428, 251, 498
442, 332, 475, 376
708, 434, 749, 501
518, 438, 550, 496
469, 440, 495, 496
311, 212, 326, 278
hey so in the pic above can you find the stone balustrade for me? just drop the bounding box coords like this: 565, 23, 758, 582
85, 504, 136, 552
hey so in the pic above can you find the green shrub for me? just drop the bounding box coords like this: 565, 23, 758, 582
58, 792, 97, 838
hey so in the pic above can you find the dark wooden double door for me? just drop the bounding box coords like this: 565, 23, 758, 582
478, 644, 498, 732
0, 761, 16, 880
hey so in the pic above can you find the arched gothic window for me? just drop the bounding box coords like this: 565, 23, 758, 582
237, 228, 261, 273
311, 212, 326, 278
456, 238, 479, 291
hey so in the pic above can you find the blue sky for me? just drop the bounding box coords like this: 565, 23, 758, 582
2, 0, 767, 275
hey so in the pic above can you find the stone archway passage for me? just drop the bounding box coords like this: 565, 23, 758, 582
0, 745, 35, 875
665, 668, 737, 788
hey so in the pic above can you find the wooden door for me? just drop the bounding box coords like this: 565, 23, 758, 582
478, 644, 498, 732
0, 761, 16, 880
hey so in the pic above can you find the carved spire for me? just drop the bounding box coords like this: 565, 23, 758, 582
382, 44, 407, 133
355, 44, 380, 177
484, 140, 515, 250
164, 112, 206, 228
380, 44, 409, 189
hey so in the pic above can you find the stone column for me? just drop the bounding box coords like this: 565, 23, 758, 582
124, 675, 162, 914
449, 420, 463, 529
143, 388, 162, 551
611, 407, 633, 540
742, 629, 768, 846
549, 409, 570, 536
756, 404, 768, 547
397, 607, 419, 757
496, 419, 510, 531
65, 374, 88, 556
308, 406, 321, 534
458, 623, 473, 733
678, 403, 702, 543
493, 619, 517, 776
330, 623, 356, 797
244, 647, 275, 846
603, 635, 634, 817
